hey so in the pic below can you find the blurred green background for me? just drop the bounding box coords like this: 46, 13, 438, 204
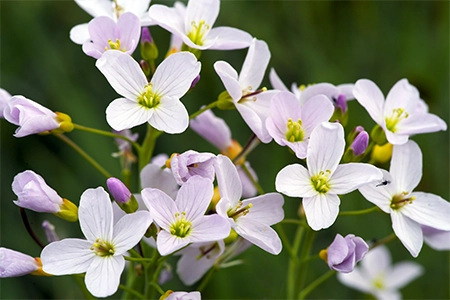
1, 0, 449, 299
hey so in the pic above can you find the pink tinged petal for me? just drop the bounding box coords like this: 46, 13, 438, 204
149, 5, 185, 40
96, 50, 147, 100
284, 140, 309, 160
327, 234, 351, 270
70, 23, 91, 44
87, 16, 117, 50
299, 83, 337, 105
148, 96, 189, 134
353, 79, 385, 125
0, 248, 39, 277
79, 187, 114, 242
141, 188, 178, 231
275, 164, 316, 198
385, 261, 423, 290
422, 226, 450, 250
214, 155, 242, 205
175, 176, 213, 221
115, 12, 141, 54
82, 42, 107, 59
303, 193, 341, 231
401, 192, 450, 231
156, 230, 190, 256
337, 83, 355, 100
214, 61, 242, 101
390, 140, 422, 193
215, 197, 233, 222
106, 98, 152, 131
190, 214, 231, 243
140, 163, 178, 199
41, 239, 94, 275
0, 88, 12, 118
307, 122, 345, 175
235, 217, 282, 255
384, 79, 420, 115
396, 112, 447, 136
242, 193, 284, 226
189, 109, 232, 151
391, 211, 423, 257
151, 52, 201, 98
269, 68, 289, 91
112, 211, 152, 254
238, 162, 258, 198
85, 255, 125, 298
358, 169, 395, 213
300, 95, 335, 135
329, 163, 383, 195
337, 268, 373, 294
206, 27, 252, 50
75, 0, 112, 18
239, 39, 270, 90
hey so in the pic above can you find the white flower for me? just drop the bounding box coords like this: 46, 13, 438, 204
275, 122, 383, 230
338, 245, 423, 300
41, 187, 152, 298
358, 140, 450, 257
96, 50, 201, 133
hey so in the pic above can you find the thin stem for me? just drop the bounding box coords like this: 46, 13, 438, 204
20, 208, 44, 249
72, 275, 95, 300
298, 270, 335, 299
232, 134, 260, 164
297, 228, 316, 297
370, 233, 397, 250
197, 267, 216, 292
119, 284, 145, 300
189, 101, 218, 120
73, 124, 141, 151
138, 124, 162, 171
339, 206, 380, 216
54, 134, 112, 178
287, 225, 304, 299
281, 218, 309, 227
240, 161, 264, 195
123, 255, 154, 263
149, 282, 164, 296
275, 223, 294, 259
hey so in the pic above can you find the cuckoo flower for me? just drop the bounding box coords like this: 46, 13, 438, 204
421, 225, 450, 251
82, 12, 141, 59
215, 155, 284, 255
266, 91, 334, 159
337, 245, 423, 300
96, 50, 201, 133
0, 248, 44, 278
324, 234, 369, 273
275, 122, 382, 230
358, 140, 450, 257
0, 88, 11, 118
41, 187, 152, 298
353, 79, 447, 145
149, 0, 251, 51
214, 38, 277, 143
169, 150, 216, 185
70, 0, 153, 44
142, 176, 230, 256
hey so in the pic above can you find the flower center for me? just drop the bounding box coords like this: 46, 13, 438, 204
196, 242, 219, 260
285, 118, 304, 142
385, 108, 409, 133
311, 170, 331, 194
228, 201, 253, 220
390, 191, 416, 210
373, 273, 385, 290
90, 238, 115, 257
105, 39, 124, 52
137, 83, 161, 109
187, 20, 210, 46
170, 212, 192, 238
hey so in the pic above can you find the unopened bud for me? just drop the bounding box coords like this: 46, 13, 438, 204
370, 124, 388, 146
51, 112, 74, 134
351, 130, 369, 156
106, 177, 138, 213
42, 220, 59, 242
217, 90, 236, 110
55, 198, 78, 222
371, 143, 393, 164
190, 74, 200, 89
140, 27, 158, 61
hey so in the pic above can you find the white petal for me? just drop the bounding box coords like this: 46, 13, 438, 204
329, 163, 383, 194
423, 227, 450, 250
112, 211, 152, 254
303, 193, 340, 230
175, 176, 213, 221
156, 230, 190, 256
361, 245, 391, 280
148, 97, 188, 134
337, 268, 373, 293
85, 256, 124, 298
269, 68, 289, 91
149, 5, 185, 39
70, 23, 91, 45
214, 155, 242, 205
239, 39, 270, 90
391, 211, 423, 257
185, 0, 219, 34
353, 79, 385, 125
275, 164, 316, 198
390, 141, 422, 193
358, 170, 395, 213
242, 193, 284, 226
152, 52, 201, 99
207, 27, 252, 50
384, 79, 419, 115
190, 215, 231, 243
385, 261, 423, 289
235, 217, 282, 255
214, 61, 242, 101
41, 239, 94, 275
300, 95, 334, 135
79, 187, 113, 242
401, 192, 450, 230
106, 98, 153, 131
75, 0, 112, 18
307, 122, 345, 175
397, 113, 447, 135
140, 163, 178, 199
141, 188, 177, 231
96, 50, 147, 100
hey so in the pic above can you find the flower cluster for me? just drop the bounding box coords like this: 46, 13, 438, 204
1, 0, 449, 299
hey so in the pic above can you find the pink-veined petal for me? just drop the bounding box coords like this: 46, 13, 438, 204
116, 12, 141, 54
41, 239, 94, 275
141, 188, 177, 231
87, 16, 117, 49
275, 164, 316, 198
329, 163, 383, 194
156, 230, 190, 256
235, 217, 282, 255
106, 98, 152, 131
358, 170, 395, 213
190, 214, 230, 243
300, 95, 334, 135
148, 96, 188, 134
85, 255, 124, 298
214, 61, 241, 101
353, 79, 385, 125
422, 226, 450, 250
269, 68, 289, 91
391, 211, 423, 257
397, 112, 447, 135
385, 130, 409, 145
175, 176, 213, 221
206, 26, 252, 50
385, 261, 423, 290
112, 211, 152, 254
79, 187, 113, 242
214, 155, 242, 205
82, 42, 107, 59
241, 193, 284, 226
267, 91, 302, 144
299, 83, 337, 105
303, 193, 340, 231
390, 141, 422, 193
239, 39, 270, 90
119, 0, 151, 19
189, 109, 232, 151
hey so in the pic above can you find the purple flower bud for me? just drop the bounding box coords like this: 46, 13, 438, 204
351, 130, 369, 156
0, 248, 39, 278
326, 234, 369, 273
333, 94, 347, 113
141, 27, 153, 44
0, 88, 12, 118
42, 220, 59, 243
170, 150, 216, 185
190, 74, 201, 89
106, 177, 132, 204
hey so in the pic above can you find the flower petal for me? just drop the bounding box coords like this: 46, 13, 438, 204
140, 163, 179, 199
149, 4, 185, 39
214, 155, 242, 205
390, 140, 422, 193
358, 169, 395, 213
275, 163, 316, 198
269, 68, 289, 91
207, 26, 252, 50
156, 230, 190, 256
75, 0, 112, 18
235, 217, 282, 255
385, 261, 423, 289
329, 163, 382, 194
184, 0, 219, 34
190, 214, 231, 243
175, 176, 213, 221
70, 23, 91, 44
353, 79, 385, 125
112, 211, 152, 254
300, 95, 334, 135
214, 61, 241, 101
141, 188, 177, 231
337, 268, 373, 294
148, 96, 188, 134
303, 193, 340, 231
241, 193, 284, 226
239, 39, 270, 90
106, 98, 152, 131
391, 211, 423, 257
85, 256, 124, 298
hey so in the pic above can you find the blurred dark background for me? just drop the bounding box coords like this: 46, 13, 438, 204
1, 1, 449, 299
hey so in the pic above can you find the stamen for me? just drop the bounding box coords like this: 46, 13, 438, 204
285, 118, 304, 142
310, 170, 331, 193
390, 191, 416, 210
90, 238, 115, 257
187, 20, 210, 46
228, 202, 253, 220
137, 83, 161, 109
106, 39, 122, 51
385, 108, 409, 133
170, 212, 192, 238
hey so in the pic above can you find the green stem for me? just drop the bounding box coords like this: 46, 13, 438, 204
119, 284, 145, 300
370, 233, 397, 250
287, 225, 304, 299
72, 275, 95, 300
73, 124, 141, 151
123, 255, 154, 263
149, 282, 164, 296
197, 267, 216, 292
54, 134, 112, 178
138, 124, 162, 171
339, 206, 379, 216
240, 161, 264, 195
275, 223, 294, 259
189, 101, 218, 120
297, 228, 316, 297
281, 218, 309, 227
232, 134, 260, 164
298, 270, 335, 299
